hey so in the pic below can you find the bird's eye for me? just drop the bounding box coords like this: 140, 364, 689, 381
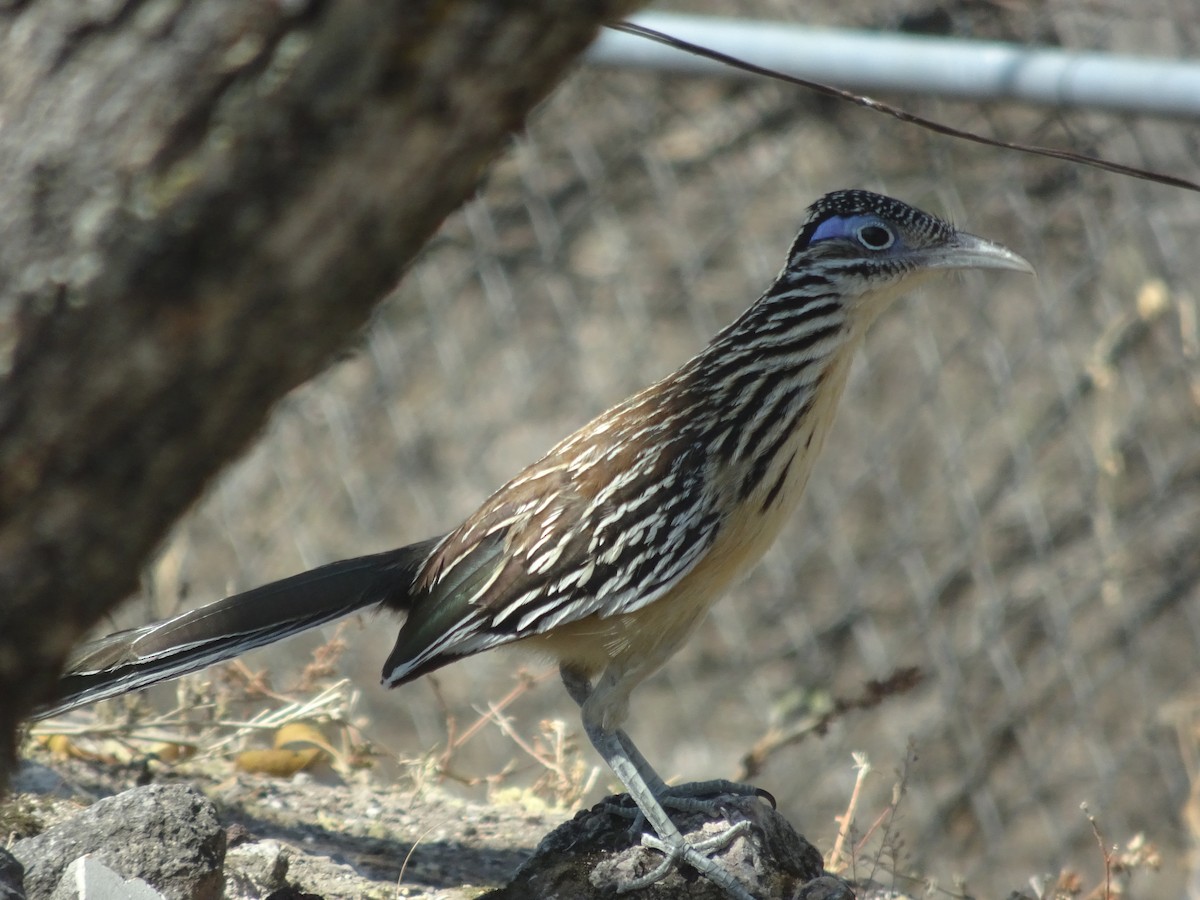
856, 223, 895, 250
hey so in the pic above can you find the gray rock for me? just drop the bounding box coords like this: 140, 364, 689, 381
488, 787, 848, 899
0, 848, 25, 900
10, 763, 71, 799
11, 784, 224, 900
223, 840, 290, 899
48, 856, 166, 900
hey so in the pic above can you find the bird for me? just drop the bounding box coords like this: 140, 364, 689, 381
40, 190, 1032, 898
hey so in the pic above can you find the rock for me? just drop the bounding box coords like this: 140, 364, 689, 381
797, 874, 860, 899
10, 763, 70, 798
0, 848, 25, 900
223, 837, 386, 900
223, 840, 291, 899
11, 784, 224, 900
48, 856, 166, 900
486, 789, 852, 899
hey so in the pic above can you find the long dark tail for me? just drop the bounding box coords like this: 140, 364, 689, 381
38, 537, 444, 719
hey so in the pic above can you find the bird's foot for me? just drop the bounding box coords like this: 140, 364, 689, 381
660, 778, 776, 812
604, 779, 775, 833
597, 784, 768, 898
619, 820, 756, 898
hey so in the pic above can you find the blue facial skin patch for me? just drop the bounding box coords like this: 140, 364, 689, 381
810, 214, 897, 251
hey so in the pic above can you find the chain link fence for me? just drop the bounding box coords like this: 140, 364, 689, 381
114, 1, 1200, 894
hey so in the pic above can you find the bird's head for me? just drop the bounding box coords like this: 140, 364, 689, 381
783, 189, 1033, 324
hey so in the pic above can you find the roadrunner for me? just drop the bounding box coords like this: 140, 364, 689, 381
42, 190, 1032, 898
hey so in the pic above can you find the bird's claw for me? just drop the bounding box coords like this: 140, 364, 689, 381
617, 821, 755, 898
604, 780, 771, 842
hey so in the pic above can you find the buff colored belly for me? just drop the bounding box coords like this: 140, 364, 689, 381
522, 423, 825, 677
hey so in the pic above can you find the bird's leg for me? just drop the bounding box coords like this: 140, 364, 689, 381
561, 667, 769, 818
602, 759, 770, 834
585, 723, 755, 896
560, 667, 670, 797
561, 666, 758, 899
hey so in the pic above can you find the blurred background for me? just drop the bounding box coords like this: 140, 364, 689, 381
81, 0, 1199, 895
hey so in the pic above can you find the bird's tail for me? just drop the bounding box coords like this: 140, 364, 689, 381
37, 537, 444, 719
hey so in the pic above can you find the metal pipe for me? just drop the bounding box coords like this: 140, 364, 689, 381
588, 12, 1200, 120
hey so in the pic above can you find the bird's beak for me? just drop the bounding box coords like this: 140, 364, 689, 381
922, 232, 1035, 276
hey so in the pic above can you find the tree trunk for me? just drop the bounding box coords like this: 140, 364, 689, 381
0, 0, 643, 780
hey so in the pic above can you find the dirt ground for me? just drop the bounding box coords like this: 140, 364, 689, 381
11, 749, 562, 898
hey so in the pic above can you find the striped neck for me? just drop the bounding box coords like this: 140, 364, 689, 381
665, 268, 861, 503
686, 271, 852, 440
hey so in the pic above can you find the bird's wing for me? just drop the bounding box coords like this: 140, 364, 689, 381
382, 424, 723, 684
